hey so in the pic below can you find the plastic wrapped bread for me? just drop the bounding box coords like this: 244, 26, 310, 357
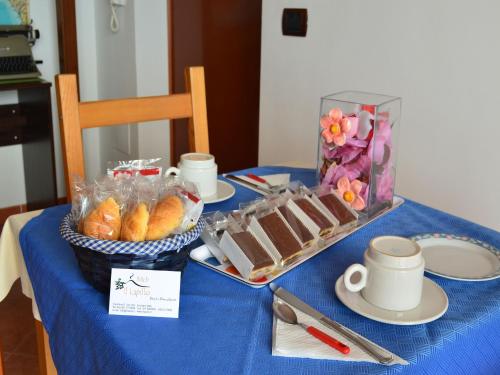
83, 197, 122, 240
71, 162, 203, 242
81, 176, 131, 240
145, 195, 185, 240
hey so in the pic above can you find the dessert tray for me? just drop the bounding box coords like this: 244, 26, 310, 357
190, 196, 404, 288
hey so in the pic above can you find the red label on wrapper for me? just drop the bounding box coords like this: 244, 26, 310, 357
139, 168, 161, 176
112, 167, 161, 177
361, 104, 376, 114
182, 190, 201, 204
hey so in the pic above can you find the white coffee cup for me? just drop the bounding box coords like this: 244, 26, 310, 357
166, 153, 217, 198
343, 236, 425, 311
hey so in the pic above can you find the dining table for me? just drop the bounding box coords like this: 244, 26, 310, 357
6, 166, 500, 374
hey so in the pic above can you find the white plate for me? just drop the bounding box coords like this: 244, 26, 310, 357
335, 275, 448, 325
411, 233, 500, 281
203, 180, 236, 204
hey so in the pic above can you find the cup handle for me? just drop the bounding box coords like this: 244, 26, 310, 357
343, 264, 368, 293
165, 167, 181, 176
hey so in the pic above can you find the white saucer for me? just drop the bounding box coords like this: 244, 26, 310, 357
335, 275, 448, 325
203, 180, 236, 204
411, 233, 500, 281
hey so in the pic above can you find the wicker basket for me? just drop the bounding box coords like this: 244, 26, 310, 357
60, 214, 205, 293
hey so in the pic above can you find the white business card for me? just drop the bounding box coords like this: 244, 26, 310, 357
109, 268, 181, 318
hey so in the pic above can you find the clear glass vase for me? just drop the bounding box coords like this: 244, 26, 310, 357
317, 91, 401, 220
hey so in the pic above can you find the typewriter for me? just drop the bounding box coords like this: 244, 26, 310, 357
0, 25, 40, 81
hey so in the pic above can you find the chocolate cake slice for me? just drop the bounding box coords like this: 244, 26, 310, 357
257, 212, 302, 264
277, 206, 314, 248
219, 230, 276, 280
319, 193, 357, 226
293, 198, 334, 237
230, 232, 274, 270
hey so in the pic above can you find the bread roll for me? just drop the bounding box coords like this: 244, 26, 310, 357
83, 197, 121, 240
120, 203, 149, 242
146, 195, 184, 240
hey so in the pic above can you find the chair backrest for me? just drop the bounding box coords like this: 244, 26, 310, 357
55, 66, 209, 201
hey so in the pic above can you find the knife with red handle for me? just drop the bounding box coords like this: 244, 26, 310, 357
246, 173, 274, 189
270, 283, 398, 364
303, 325, 350, 354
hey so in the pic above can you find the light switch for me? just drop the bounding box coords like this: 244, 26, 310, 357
282, 9, 307, 37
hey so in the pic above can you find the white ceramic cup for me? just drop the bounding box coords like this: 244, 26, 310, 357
166, 153, 217, 198
343, 236, 425, 311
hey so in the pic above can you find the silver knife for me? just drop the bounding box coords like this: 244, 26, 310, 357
270, 283, 407, 365
224, 174, 284, 194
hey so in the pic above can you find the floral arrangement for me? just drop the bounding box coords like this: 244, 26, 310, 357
319, 105, 394, 212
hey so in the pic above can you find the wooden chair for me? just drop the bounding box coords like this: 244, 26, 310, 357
55, 66, 209, 201
0, 340, 4, 375
41, 66, 208, 375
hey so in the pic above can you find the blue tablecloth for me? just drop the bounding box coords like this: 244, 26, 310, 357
20, 167, 500, 375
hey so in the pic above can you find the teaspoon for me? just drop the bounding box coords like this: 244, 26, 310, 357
273, 301, 350, 355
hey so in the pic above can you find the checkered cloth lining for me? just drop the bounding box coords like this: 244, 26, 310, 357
60, 213, 205, 255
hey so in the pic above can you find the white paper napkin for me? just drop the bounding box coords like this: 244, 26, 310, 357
228, 173, 290, 195
272, 297, 407, 365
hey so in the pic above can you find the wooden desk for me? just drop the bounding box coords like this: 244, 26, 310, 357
0, 80, 57, 210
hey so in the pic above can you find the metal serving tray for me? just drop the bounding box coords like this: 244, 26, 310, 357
190, 197, 404, 288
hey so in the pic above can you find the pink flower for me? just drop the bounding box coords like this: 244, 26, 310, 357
340, 146, 365, 164
322, 155, 371, 187
336, 176, 366, 210
323, 164, 359, 188
375, 170, 394, 202
367, 119, 392, 164
345, 116, 359, 138
345, 138, 368, 148
322, 138, 367, 160
320, 108, 352, 146
357, 110, 373, 140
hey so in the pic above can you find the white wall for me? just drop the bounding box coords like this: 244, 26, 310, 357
134, 0, 170, 169
32, 0, 64, 197
260, 0, 500, 231
0, 0, 168, 207
95, 0, 139, 173
0, 92, 25, 207
75, 0, 102, 180
0, 0, 64, 207
76, 0, 169, 179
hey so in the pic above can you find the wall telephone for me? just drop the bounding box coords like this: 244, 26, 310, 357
110, 0, 128, 33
